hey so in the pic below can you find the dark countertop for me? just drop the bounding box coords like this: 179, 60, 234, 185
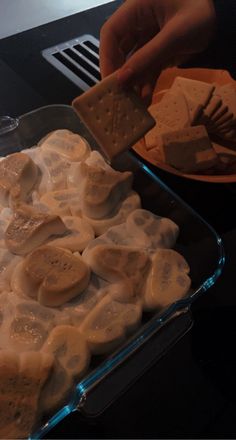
1, 1, 236, 438
0, 1, 122, 115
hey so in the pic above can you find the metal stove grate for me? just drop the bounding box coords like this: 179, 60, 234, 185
42, 35, 100, 91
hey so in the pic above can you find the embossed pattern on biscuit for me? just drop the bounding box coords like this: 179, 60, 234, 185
40, 129, 91, 162
40, 325, 90, 413
79, 294, 142, 354
48, 215, 94, 252
40, 188, 82, 217
83, 191, 141, 236
83, 243, 150, 298
0, 349, 53, 439
13, 245, 91, 307
143, 249, 191, 310
126, 209, 179, 250
0, 152, 39, 207
78, 162, 133, 219
72, 72, 155, 160
4, 205, 67, 255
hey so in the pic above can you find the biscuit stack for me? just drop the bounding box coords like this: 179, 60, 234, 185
144, 77, 236, 174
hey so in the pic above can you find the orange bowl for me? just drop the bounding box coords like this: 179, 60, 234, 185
133, 67, 236, 183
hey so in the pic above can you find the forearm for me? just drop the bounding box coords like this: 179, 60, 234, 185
184, 0, 236, 77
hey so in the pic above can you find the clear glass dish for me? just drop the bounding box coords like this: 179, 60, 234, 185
0, 105, 224, 439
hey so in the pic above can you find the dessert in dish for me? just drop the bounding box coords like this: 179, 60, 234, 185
0, 128, 191, 438
144, 76, 236, 174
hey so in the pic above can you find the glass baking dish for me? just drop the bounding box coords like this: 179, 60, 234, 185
0, 105, 224, 439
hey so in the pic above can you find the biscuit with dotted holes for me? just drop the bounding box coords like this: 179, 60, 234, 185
148, 91, 190, 131
171, 77, 215, 108
145, 119, 172, 150
72, 72, 155, 161
170, 83, 202, 124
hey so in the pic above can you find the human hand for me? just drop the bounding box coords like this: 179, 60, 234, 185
99, 0, 217, 102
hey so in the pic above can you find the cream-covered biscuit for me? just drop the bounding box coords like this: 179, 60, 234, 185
79, 295, 142, 354
5, 205, 67, 255
40, 129, 91, 162
83, 243, 150, 296
40, 188, 82, 217
40, 325, 90, 413
48, 216, 94, 252
126, 209, 179, 251
38, 149, 72, 194
13, 245, 91, 307
0, 350, 53, 439
83, 191, 141, 236
143, 249, 191, 310
78, 162, 133, 219
0, 152, 38, 206
0, 249, 22, 293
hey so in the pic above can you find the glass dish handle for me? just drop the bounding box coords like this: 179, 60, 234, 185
76, 308, 193, 417
0, 115, 21, 154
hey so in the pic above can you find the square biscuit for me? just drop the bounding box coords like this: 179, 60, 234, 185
72, 73, 155, 161
149, 91, 190, 129
171, 77, 215, 108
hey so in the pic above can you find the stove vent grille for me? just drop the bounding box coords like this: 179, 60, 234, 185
42, 35, 100, 91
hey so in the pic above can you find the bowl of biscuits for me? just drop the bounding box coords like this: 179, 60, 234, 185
133, 67, 236, 183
